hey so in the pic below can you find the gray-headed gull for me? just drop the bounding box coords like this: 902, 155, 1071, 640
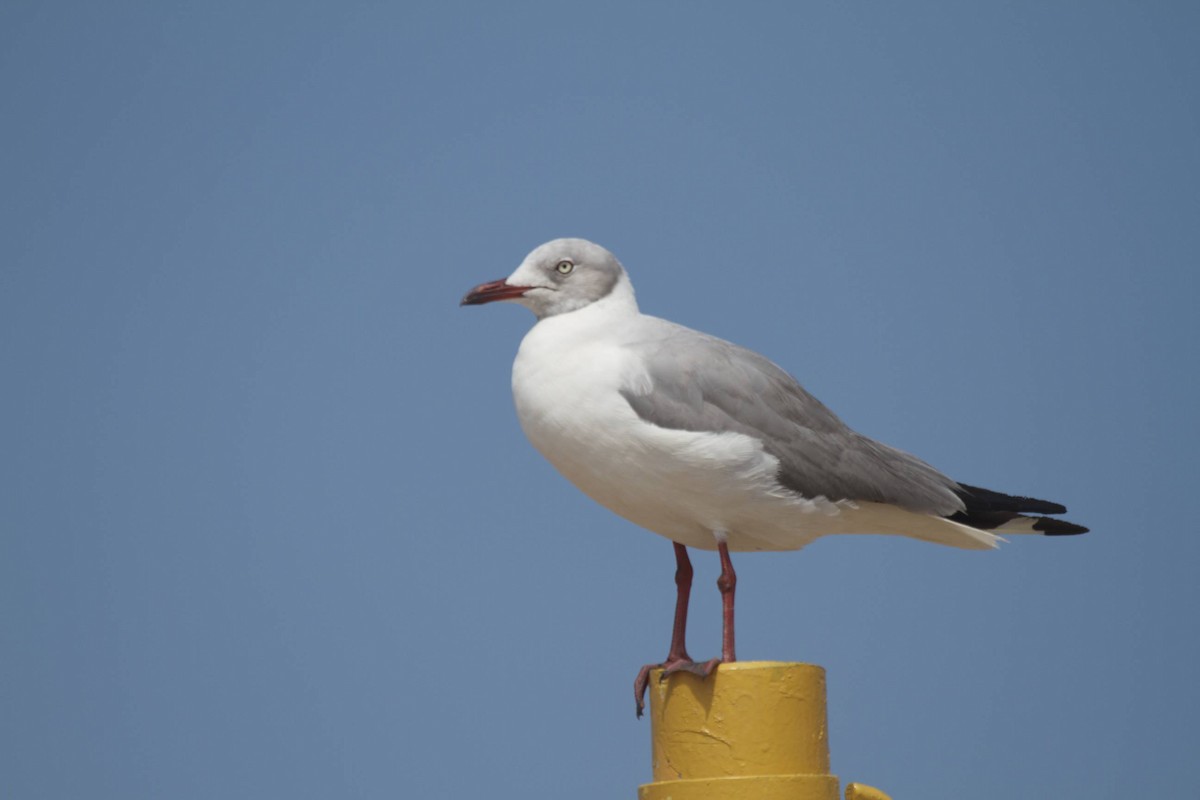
462, 238, 1086, 716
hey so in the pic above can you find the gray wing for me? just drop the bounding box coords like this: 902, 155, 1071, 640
620, 324, 965, 517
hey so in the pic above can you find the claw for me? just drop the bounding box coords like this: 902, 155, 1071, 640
666, 657, 720, 679
634, 664, 653, 718
634, 658, 722, 718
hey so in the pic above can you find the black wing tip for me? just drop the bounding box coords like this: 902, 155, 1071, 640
955, 482, 1067, 515
1033, 518, 1090, 536
954, 482, 1086, 534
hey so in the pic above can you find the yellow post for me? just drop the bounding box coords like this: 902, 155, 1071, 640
638, 661, 891, 800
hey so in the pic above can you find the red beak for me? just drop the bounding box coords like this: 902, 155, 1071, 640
460, 279, 532, 306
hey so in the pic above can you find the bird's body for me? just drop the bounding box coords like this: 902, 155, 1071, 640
511, 275, 998, 553
462, 237, 1086, 715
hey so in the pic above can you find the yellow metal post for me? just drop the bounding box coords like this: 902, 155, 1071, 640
638, 661, 891, 800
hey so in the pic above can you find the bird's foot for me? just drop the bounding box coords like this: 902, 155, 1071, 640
634, 657, 721, 718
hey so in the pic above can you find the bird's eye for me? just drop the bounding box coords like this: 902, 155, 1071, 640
555, 259, 574, 275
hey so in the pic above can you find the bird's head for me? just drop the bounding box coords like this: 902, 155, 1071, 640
460, 238, 629, 319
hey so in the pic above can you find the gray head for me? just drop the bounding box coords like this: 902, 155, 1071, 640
460, 238, 630, 319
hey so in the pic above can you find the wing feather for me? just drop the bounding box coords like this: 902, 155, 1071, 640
619, 326, 964, 517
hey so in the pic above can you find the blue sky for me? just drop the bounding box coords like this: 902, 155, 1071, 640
2, 3, 1197, 798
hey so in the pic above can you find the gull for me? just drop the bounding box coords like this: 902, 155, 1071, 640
461, 238, 1087, 716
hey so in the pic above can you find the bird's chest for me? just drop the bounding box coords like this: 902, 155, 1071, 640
513, 338, 631, 446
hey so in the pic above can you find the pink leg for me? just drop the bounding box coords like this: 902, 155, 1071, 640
634, 542, 721, 718
665, 542, 694, 662
717, 540, 737, 662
